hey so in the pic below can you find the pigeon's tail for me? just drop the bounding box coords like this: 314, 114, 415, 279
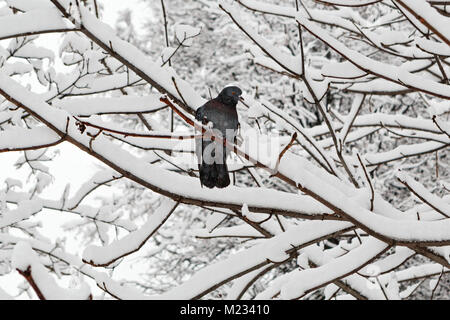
199, 163, 217, 188
199, 162, 230, 188
215, 163, 230, 188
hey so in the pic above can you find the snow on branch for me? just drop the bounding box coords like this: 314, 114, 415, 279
0, 0, 449, 300
220, 1, 303, 77
49, 0, 205, 114
12, 241, 92, 300
82, 198, 178, 267
296, 12, 450, 99
0, 8, 77, 41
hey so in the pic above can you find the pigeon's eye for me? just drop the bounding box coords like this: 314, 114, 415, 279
231, 91, 236, 95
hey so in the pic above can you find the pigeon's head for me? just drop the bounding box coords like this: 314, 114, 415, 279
218, 86, 242, 105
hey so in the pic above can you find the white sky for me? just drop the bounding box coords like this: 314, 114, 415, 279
99, 0, 154, 31
0, 0, 155, 299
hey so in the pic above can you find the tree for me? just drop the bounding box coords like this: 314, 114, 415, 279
0, 0, 449, 300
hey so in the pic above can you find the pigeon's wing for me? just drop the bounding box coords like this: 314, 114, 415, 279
195, 99, 240, 160
203, 100, 239, 158
200, 100, 237, 130
194, 103, 213, 165
195, 105, 204, 122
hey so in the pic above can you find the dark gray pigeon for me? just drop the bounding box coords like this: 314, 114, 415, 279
195, 86, 241, 188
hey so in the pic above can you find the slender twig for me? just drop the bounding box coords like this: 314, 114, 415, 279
302, 74, 359, 187
432, 115, 450, 139
375, 276, 389, 300
271, 132, 298, 175
160, 0, 171, 67
430, 268, 444, 300
356, 153, 374, 211
397, 178, 450, 218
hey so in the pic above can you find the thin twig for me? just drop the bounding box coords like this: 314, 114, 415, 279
356, 153, 374, 211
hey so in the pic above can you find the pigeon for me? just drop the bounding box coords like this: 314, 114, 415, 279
195, 86, 242, 188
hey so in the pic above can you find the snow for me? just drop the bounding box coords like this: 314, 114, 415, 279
305, 245, 389, 300
365, 141, 446, 166
67, 72, 143, 96
324, 283, 339, 299
0, 0, 449, 301
219, 1, 303, 77
397, 171, 450, 217
342, 79, 410, 95
0, 286, 13, 300
237, 0, 363, 35
254, 271, 290, 299
1, 232, 148, 299
65, 169, 119, 210
15, 43, 55, 61
256, 237, 389, 300
322, 61, 367, 79
336, 94, 364, 144
54, 94, 167, 116
0, 126, 61, 152
416, 38, 450, 56
108, 134, 197, 153
155, 220, 352, 299
225, 266, 267, 300
394, 0, 450, 46
0, 8, 73, 41
314, 0, 381, 6
360, 247, 415, 277
6, 189, 137, 232
205, 212, 227, 232
296, 12, 450, 99
393, 1, 429, 35
0, 199, 43, 228
237, 0, 295, 18
280, 237, 388, 299
5, 0, 54, 11
429, 100, 450, 117
11, 241, 91, 299
76, 3, 205, 110
59, 32, 91, 55
1, 61, 33, 76
82, 198, 177, 266
252, 96, 340, 177
191, 224, 263, 239
160, 46, 176, 63
5, 178, 22, 189
379, 30, 410, 46
392, 263, 449, 283
277, 152, 450, 244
